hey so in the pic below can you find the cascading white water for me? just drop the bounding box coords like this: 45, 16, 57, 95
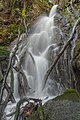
5, 5, 66, 119
22, 4, 63, 99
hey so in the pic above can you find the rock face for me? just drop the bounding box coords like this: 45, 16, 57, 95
48, 10, 73, 90
71, 15, 80, 91
72, 37, 80, 91
54, 13, 71, 41
44, 91, 80, 120
44, 100, 80, 120
28, 90, 80, 120
52, 6, 80, 91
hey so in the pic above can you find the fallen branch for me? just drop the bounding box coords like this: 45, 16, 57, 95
0, 91, 15, 119
0, 28, 21, 103
13, 53, 31, 96
43, 17, 80, 90
14, 97, 41, 120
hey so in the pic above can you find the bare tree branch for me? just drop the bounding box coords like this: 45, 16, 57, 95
14, 97, 42, 120
0, 28, 21, 103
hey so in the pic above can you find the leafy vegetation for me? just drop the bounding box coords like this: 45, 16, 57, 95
0, 46, 9, 56
0, 0, 52, 45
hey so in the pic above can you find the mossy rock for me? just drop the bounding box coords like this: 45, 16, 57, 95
26, 104, 44, 120
54, 89, 80, 102
44, 89, 80, 120
0, 46, 9, 57
27, 111, 41, 120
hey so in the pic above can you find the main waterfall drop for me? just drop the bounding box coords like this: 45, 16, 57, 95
15, 4, 69, 99
23, 4, 63, 98
5, 5, 73, 119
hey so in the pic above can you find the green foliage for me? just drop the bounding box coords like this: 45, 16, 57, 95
61, 9, 73, 27
8, 24, 18, 35
38, 104, 44, 120
0, 46, 9, 56
6, 24, 18, 43
22, 2, 26, 18
35, 0, 52, 12
38, 104, 43, 112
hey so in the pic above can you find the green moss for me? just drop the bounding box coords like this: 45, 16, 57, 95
64, 88, 80, 96
0, 46, 9, 56
38, 104, 44, 120
54, 89, 80, 102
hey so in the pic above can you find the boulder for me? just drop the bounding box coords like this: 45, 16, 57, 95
43, 89, 80, 120
26, 89, 80, 120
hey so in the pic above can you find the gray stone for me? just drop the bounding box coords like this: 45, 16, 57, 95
44, 100, 80, 120
43, 92, 80, 120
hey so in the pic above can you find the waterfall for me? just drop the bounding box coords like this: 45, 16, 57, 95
5, 5, 72, 119
22, 5, 63, 99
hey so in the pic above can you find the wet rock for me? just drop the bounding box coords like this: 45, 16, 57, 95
72, 38, 80, 91
27, 111, 41, 120
44, 100, 80, 120
47, 11, 72, 90
54, 13, 71, 41
26, 90, 80, 120
43, 90, 80, 120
